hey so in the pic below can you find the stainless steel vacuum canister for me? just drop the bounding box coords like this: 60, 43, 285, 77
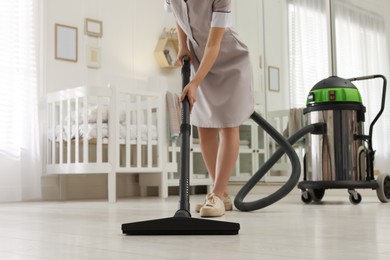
304, 76, 366, 181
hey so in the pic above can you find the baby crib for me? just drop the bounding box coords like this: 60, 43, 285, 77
265, 109, 305, 182
45, 84, 164, 202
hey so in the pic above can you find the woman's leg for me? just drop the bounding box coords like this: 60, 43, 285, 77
197, 126, 240, 217
212, 127, 240, 198
198, 126, 240, 197
197, 127, 219, 182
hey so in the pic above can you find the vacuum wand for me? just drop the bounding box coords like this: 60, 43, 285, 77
175, 56, 192, 217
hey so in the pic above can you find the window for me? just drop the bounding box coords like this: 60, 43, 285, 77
334, 0, 390, 169
0, 0, 39, 158
287, 0, 329, 108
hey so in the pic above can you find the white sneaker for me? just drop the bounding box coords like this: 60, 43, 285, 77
195, 194, 233, 212
199, 193, 225, 217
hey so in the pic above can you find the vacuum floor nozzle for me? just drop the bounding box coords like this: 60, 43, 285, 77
122, 216, 240, 235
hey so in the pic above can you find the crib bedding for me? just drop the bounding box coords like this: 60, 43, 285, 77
50, 101, 158, 142
49, 123, 158, 142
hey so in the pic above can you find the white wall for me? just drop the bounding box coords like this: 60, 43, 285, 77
0, 155, 22, 201
232, 0, 290, 113
45, 0, 181, 94
263, 0, 290, 112
232, 0, 265, 111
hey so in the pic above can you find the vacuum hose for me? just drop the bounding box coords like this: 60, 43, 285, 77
234, 112, 324, 211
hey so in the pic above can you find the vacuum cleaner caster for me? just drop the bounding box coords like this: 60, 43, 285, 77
376, 173, 390, 202
301, 189, 325, 204
301, 190, 312, 204
348, 189, 362, 204
311, 189, 325, 202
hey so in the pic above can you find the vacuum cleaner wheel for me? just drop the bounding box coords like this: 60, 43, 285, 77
376, 173, 390, 202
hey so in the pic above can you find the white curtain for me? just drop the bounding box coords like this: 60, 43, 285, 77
334, 0, 390, 172
287, 0, 329, 108
0, 0, 41, 201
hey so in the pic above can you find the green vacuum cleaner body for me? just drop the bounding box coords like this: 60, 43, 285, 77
304, 76, 367, 182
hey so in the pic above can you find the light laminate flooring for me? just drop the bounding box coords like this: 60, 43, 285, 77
0, 189, 389, 260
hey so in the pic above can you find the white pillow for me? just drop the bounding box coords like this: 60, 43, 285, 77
88, 105, 109, 123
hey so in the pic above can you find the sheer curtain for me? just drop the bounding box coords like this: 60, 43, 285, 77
287, 0, 329, 108
334, 0, 390, 172
0, 0, 41, 201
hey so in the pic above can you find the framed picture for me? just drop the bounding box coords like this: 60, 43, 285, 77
85, 18, 103, 37
268, 66, 280, 92
55, 24, 78, 62
86, 45, 101, 69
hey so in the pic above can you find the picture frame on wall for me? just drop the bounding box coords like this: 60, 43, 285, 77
86, 45, 101, 69
55, 24, 78, 62
268, 66, 280, 92
85, 18, 103, 37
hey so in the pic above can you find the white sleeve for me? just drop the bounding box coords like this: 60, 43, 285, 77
164, 0, 172, 12
211, 12, 232, 28
211, 0, 232, 28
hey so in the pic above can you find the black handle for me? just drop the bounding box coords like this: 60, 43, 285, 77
175, 55, 192, 216
180, 55, 191, 143
348, 74, 387, 180
181, 56, 191, 83
181, 56, 191, 124
348, 75, 387, 149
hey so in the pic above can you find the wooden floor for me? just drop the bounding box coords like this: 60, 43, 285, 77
0, 188, 389, 260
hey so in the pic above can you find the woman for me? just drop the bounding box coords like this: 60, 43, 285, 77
164, 0, 254, 217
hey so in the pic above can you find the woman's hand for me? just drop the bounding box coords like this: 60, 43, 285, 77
175, 22, 191, 65
177, 48, 192, 65
180, 80, 199, 113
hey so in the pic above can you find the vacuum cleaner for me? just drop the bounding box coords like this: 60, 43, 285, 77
234, 75, 389, 211
298, 75, 390, 204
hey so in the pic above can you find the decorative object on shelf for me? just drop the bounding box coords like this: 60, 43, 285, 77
55, 24, 78, 62
86, 45, 101, 69
268, 66, 280, 92
154, 28, 180, 69
85, 18, 103, 37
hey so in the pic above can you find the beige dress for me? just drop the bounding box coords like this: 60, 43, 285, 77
165, 0, 254, 128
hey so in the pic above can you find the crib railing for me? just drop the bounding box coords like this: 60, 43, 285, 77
46, 85, 163, 175
46, 86, 111, 174
111, 86, 163, 173
265, 109, 305, 182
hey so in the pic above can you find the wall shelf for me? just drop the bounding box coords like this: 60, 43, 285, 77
154, 28, 180, 69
